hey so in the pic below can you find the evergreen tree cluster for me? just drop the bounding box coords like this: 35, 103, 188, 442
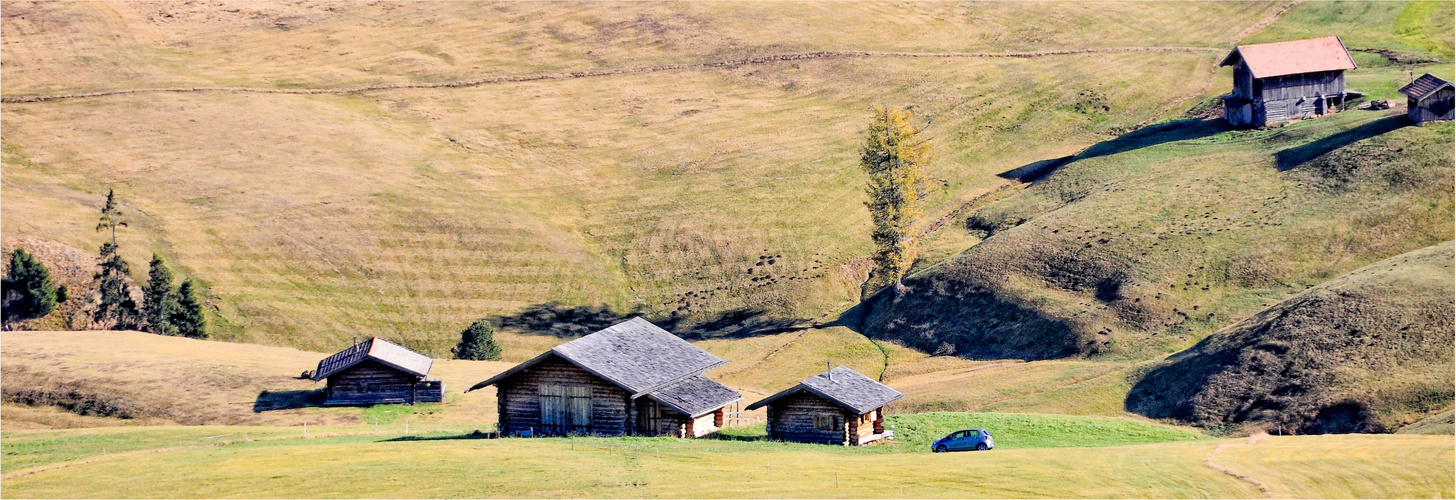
452, 319, 501, 361
89, 189, 205, 338
2, 248, 61, 325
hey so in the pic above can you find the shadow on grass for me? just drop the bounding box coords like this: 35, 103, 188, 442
252, 389, 323, 413
999, 119, 1230, 182
381, 430, 498, 442
1274, 115, 1410, 170
494, 302, 807, 340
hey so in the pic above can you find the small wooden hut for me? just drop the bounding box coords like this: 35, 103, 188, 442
1221, 36, 1357, 128
1399, 73, 1454, 123
747, 366, 903, 446
466, 317, 741, 437
312, 337, 444, 406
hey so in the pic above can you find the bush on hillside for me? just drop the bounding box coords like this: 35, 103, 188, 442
453, 319, 501, 361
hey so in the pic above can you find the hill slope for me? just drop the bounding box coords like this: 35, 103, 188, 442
1125, 242, 1455, 434
0, 1, 1352, 353
864, 103, 1454, 361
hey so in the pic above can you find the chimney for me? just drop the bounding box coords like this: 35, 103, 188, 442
827, 361, 834, 382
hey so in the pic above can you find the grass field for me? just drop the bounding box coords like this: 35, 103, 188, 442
5, 1, 1426, 355
0, 329, 1158, 429
1, 425, 1449, 498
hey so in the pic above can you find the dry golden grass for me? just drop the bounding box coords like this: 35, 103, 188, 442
1, 1, 1292, 355
0, 330, 514, 427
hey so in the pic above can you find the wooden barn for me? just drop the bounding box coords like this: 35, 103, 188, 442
312, 337, 444, 406
746, 366, 903, 446
466, 317, 742, 437
1221, 36, 1357, 128
1399, 73, 1454, 123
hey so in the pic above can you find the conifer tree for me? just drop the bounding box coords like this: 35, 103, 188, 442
2, 248, 59, 325
93, 189, 140, 330
143, 253, 178, 336
859, 105, 932, 297
452, 319, 501, 361
171, 280, 207, 339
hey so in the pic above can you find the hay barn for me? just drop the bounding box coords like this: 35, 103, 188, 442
466, 317, 741, 437
312, 337, 444, 406
1398, 73, 1454, 123
747, 366, 902, 446
1221, 36, 1357, 128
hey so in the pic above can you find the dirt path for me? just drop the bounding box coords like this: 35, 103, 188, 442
1204, 432, 1275, 498
1, 47, 1222, 104
1232, 1, 1307, 44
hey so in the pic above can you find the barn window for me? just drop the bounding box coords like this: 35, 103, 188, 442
813, 414, 836, 431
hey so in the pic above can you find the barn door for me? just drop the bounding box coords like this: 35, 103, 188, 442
540, 384, 566, 434
541, 384, 592, 435
566, 385, 592, 434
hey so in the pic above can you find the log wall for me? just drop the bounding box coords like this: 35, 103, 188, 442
765, 392, 853, 445
496, 356, 632, 436
323, 360, 422, 406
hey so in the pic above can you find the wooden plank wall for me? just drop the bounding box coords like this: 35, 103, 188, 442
323, 360, 420, 406
1256, 71, 1344, 125
1410, 88, 1455, 122
765, 392, 853, 445
496, 357, 632, 436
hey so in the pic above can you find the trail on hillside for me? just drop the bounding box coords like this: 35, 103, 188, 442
1232, 1, 1307, 44
1, 47, 1223, 104
1204, 433, 1275, 498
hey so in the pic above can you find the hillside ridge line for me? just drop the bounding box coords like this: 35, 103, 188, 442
1, 47, 1224, 103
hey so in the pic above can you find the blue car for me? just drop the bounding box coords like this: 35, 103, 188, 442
932, 428, 994, 452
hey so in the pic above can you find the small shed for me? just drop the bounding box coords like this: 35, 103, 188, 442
1398, 73, 1454, 123
746, 366, 903, 446
1221, 36, 1357, 128
312, 337, 444, 406
466, 317, 742, 437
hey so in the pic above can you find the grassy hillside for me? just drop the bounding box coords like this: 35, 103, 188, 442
1125, 242, 1454, 434
3, 426, 1450, 498
865, 87, 1454, 361
0, 1, 1331, 354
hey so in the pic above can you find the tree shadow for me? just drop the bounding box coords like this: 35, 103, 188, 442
1274, 115, 1410, 171
850, 274, 1099, 361
999, 119, 1230, 182
252, 389, 324, 413
494, 302, 807, 341
380, 430, 498, 442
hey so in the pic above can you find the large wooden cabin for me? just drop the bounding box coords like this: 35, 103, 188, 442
1221, 36, 1357, 128
466, 317, 741, 437
1399, 73, 1454, 123
312, 337, 444, 406
747, 366, 903, 446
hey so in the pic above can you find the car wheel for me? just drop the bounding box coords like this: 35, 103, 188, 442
935, 445, 948, 453
976, 443, 988, 451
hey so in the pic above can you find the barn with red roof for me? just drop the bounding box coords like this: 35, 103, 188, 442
1221, 36, 1357, 128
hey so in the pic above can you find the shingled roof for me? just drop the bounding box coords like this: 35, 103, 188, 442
1399, 73, 1453, 100
312, 337, 434, 381
1221, 36, 1356, 79
746, 366, 903, 415
466, 317, 729, 397
645, 374, 743, 418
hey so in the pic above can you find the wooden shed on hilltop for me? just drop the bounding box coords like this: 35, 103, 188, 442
466, 317, 742, 437
747, 366, 903, 446
1399, 73, 1454, 123
312, 337, 444, 406
1221, 36, 1357, 128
